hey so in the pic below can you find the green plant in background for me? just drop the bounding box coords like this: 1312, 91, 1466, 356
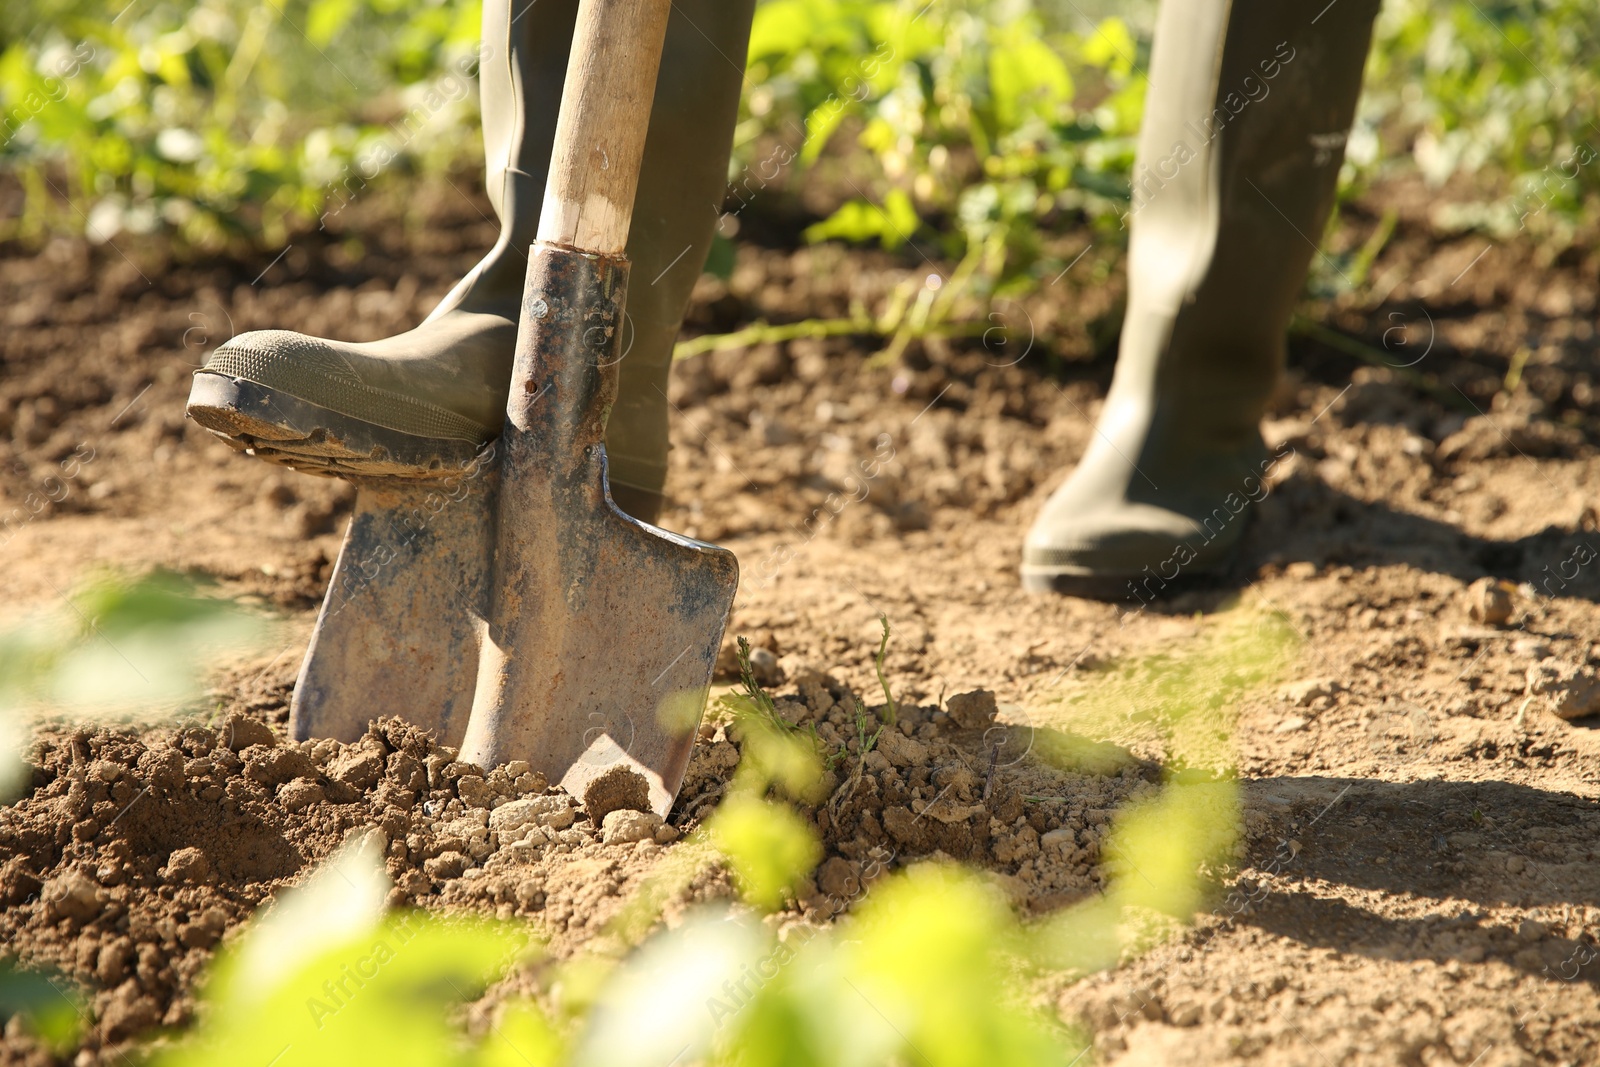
1357, 0, 1600, 243
741, 0, 1142, 266
5, 0, 1598, 283
0, 0, 484, 247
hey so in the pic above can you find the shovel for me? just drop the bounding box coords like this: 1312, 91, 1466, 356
289, 0, 738, 817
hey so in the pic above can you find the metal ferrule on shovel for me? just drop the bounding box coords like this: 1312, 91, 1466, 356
290, 0, 738, 817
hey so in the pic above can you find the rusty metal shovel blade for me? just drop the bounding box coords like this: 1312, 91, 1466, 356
459, 243, 738, 817
289, 460, 497, 749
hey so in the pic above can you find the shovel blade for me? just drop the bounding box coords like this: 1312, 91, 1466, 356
291, 458, 496, 747
461, 243, 738, 816
465, 482, 737, 815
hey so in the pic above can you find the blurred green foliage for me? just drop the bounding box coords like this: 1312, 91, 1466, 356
0, 582, 1292, 1063
0, 569, 265, 802
0, 570, 265, 1051
1356, 0, 1600, 243
740, 0, 1143, 294
0, 0, 484, 246
4, 0, 1598, 264
153, 834, 528, 1067
0, 959, 82, 1054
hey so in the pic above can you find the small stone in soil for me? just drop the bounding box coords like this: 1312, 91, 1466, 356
43, 869, 103, 923
945, 689, 998, 730
601, 809, 663, 845
1525, 662, 1600, 719
1466, 577, 1515, 626
425, 851, 469, 880
1040, 828, 1075, 852
1279, 677, 1342, 706
456, 775, 497, 808
329, 745, 386, 790
748, 647, 783, 687
489, 795, 574, 835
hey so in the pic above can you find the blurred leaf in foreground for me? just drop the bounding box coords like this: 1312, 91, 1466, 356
0, 958, 82, 1054
0, 569, 266, 715
155, 832, 533, 1067
0, 569, 268, 801
708, 793, 821, 912
714, 864, 1077, 1067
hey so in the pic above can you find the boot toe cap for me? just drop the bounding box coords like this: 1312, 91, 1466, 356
200, 331, 493, 444
1021, 502, 1248, 597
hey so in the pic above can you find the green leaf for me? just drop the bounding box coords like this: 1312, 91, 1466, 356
570, 911, 767, 1067
708, 795, 821, 911
155, 834, 531, 1067
307, 0, 361, 47
703, 230, 735, 280
987, 30, 1072, 130
803, 189, 920, 250
842, 866, 1071, 1067
798, 96, 851, 165
748, 0, 815, 63
1081, 17, 1138, 77
0, 960, 82, 1053
1104, 775, 1241, 919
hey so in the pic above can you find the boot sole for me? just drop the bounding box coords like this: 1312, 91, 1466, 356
1019, 565, 1227, 602
186, 372, 488, 480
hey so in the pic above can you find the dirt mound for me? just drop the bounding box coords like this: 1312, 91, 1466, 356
0, 657, 1170, 1061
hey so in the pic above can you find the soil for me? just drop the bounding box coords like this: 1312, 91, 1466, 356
3, 171, 1600, 1066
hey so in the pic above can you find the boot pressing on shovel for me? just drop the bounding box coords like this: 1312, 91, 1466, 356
254, 0, 736, 817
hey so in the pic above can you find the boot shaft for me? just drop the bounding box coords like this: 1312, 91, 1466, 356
1124, 0, 1381, 453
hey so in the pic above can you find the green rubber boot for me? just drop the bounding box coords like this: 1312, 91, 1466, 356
186, 0, 754, 520
1020, 0, 1379, 599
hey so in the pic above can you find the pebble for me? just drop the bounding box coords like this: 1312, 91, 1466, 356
43, 869, 103, 923
1275, 716, 1310, 733
601, 809, 662, 845
748, 647, 784, 687
424, 851, 468, 880
161, 847, 213, 885
1039, 828, 1075, 852
945, 690, 998, 730
1511, 638, 1552, 659
1525, 662, 1600, 719
489, 795, 575, 835
1466, 577, 1515, 626
221, 714, 275, 752
328, 746, 385, 790
455, 775, 498, 808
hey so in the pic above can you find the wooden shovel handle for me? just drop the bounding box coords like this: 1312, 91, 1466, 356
536, 0, 673, 256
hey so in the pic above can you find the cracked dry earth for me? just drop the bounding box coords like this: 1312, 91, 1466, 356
4, 177, 1600, 1065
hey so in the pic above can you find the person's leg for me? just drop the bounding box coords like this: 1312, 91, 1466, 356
1020, 0, 1380, 598
599, 0, 754, 517
186, 0, 754, 522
